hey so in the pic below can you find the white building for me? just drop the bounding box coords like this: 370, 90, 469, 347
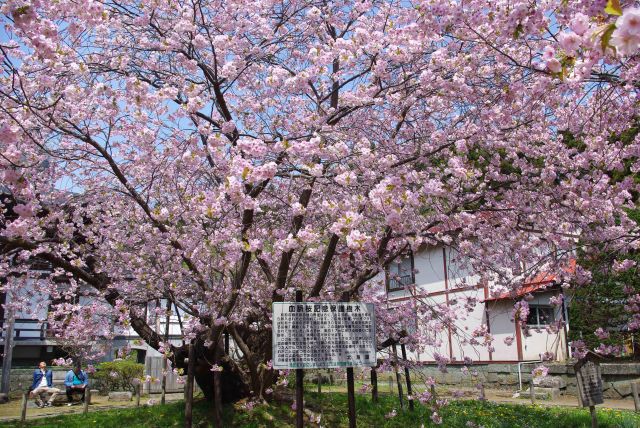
385, 245, 571, 363
0, 265, 184, 367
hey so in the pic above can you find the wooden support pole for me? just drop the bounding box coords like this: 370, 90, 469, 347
371, 367, 378, 403
392, 344, 404, 409
135, 383, 141, 407
20, 390, 27, 423
346, 367, 356, 428
161, 299, 172, 406
213, 366, 222, 428
184, 341, 195, 428
83, 388, 91, 414
479, 383, 486, 401
632, 382, 640, 412
212, 339, 223, 428
295, 290, 304, 428
400, 344, 414, 411
317, 371, 322, 394
590, 405, 598, 428
529, 380, 535, 404
389, 375, 393, 394
1, 308, 15, 396
430, 384, 436, 403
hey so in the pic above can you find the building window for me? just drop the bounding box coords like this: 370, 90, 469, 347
526, 305, 555, 327
386, 252, 415, 292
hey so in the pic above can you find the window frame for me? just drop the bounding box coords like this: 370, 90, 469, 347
526, 304, 556, 327
385, 251, 415, 293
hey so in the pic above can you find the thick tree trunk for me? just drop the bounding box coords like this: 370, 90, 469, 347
173, 341, 250, 403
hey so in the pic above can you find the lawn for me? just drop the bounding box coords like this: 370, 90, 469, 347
1, 393, 638, 427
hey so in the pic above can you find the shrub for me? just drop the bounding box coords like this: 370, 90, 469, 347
92, 360, 144, 394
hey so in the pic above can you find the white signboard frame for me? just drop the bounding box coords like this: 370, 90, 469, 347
272, 302, 377, 369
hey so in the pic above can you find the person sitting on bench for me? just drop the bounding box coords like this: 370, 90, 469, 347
30, 361, 60, 407
64, 364, 88, 406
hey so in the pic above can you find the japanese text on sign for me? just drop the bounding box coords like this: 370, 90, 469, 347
575, 360, 604, 407
272, 302, 377, 369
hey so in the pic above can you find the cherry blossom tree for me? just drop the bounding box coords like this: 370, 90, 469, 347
1, 0, 639, 403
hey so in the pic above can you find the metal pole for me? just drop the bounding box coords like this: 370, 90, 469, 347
295, 290, 304, 428
341, 291, 356, 428
400, 344, 414, 411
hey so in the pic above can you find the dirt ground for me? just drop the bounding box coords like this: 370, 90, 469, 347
0, 392, 186, 422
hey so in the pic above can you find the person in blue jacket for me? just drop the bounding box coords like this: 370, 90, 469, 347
30, 361, 60, 407
64, 364, 88, 405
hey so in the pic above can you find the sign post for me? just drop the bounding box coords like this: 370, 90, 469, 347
574, 353, 604, 428
272, 297, 376, 428
295, 290, 304, 428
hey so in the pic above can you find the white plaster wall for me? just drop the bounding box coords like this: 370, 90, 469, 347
413, 247, 446, 293
448, 288, 491, 362
486, 300, 520, 361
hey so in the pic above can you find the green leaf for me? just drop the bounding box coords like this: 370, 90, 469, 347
513, 23, 524, 39
601, 23, 617, 54
12, 6, 30, 17
605, 0, 623, 16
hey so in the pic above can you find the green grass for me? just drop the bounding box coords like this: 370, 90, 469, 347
1, 393, 639, 427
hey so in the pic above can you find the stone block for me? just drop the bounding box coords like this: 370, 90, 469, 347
52, 390, 92, 405
547, 365, 569, 375
108, 391, 132, 401
601, 364, 640, 376
498, 375, 518, 385
534, 376, 566, 389
612, 381, 632, 397
443, 373, 462, 384
487, 364, 512, 374
522, 386, 560, 401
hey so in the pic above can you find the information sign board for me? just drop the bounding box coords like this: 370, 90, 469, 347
272, 302, 376, 369
575, 357, 604, 407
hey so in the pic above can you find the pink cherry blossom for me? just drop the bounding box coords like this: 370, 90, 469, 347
570, 13, 590, 36
558, 32, 582, 56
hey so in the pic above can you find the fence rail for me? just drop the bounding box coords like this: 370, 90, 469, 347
388, 275, 413, 291
0, 319, 49, 341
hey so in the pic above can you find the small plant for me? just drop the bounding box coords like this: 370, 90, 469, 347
92, 359, 144, 394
